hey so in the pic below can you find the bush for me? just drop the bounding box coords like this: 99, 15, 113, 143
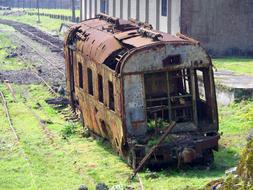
61, 122, 78, 138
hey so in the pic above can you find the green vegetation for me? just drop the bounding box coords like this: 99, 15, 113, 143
0, 10, 66, 34
27, 8, 80, 17
213, 57, 253, 76
1, 80, 252, 189
220, 101, 253, 190
0, 25, 27, 70
0, 84, 136, 190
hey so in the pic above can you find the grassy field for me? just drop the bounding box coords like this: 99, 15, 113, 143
213, 58, 253, 76
26, 8, 80, 17
1, 82, 252, 190
0, 10, 66, 34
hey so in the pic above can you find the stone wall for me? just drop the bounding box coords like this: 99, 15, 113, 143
181, 0, 253, 57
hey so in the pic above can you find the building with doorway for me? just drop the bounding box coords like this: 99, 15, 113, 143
80, 0, 253, 56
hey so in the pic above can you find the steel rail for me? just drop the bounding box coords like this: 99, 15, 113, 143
20, 27, 63, 52
12, 32, 65, 76
0, 91, 19, 141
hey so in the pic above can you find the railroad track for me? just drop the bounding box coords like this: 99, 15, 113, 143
0, 19, 64, 54
12, 32, 65, 76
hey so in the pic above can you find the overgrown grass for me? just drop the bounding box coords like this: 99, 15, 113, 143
1, 84, 252, 190
0, 84, 136, 190
213, 57, 253, 76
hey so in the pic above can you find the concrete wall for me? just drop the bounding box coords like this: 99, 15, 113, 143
181, 0, 253, 56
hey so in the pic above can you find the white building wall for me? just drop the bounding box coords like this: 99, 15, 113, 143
148, 0, 156, 28
171, 0, 181, 35
91, 0, 95, 17
109, 0, 114, 16
130, 0, 137, 19
96, 0, 100, 15
139, 0, 146, 21
80, 0, 181, 34
86, 0, 90, 19
122, 0, 129, 19
81, 0, 85, 20
115, 0, 121, 18
159, 0, 168, 33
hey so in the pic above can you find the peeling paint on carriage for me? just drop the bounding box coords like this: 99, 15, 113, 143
64, 14, 219, 169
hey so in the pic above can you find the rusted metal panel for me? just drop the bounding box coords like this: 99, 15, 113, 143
123, 74, 146, 136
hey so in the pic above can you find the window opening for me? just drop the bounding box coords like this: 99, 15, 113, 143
145, 69, 193, 124
98, 74, 104, 103
87, 68, 93, 95
78, 62, 83, 89
195, 68, 213, 123
108, 81, 115, 111
196, 70, 206, 101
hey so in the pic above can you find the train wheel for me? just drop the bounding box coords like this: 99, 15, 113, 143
127, 149, 137, 170
202, 149, 214, 166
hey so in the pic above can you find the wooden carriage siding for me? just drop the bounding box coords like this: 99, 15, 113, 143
80, 0, 253, 56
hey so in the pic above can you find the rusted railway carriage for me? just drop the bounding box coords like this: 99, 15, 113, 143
64, 14, 219, 168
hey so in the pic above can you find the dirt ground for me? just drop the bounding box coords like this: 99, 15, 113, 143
0, 26, 65, 88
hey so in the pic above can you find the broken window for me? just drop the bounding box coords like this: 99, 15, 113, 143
108, 81, 115, 111
87, 68, 93, 95
145, 72, 169, 121
145, 69, 193, 123
78, 62, 83, 89
169, 69, 193, 123
98, 74, 104, 103
163, 55, 181, 67
196, 70, 206, 101
195, 68, 213, 123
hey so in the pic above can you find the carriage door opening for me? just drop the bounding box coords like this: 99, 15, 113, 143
68, 48, 76, 105
144, 69, 194, 124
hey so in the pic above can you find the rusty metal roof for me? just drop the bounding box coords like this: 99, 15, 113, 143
67, 14, 192, 65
